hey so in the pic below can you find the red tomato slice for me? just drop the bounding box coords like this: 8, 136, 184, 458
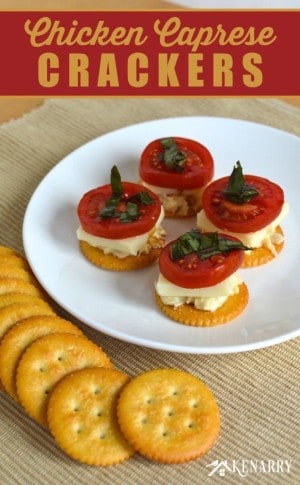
202, 175, 284, 233
77, 182, 162, 239
139, 137, 214, 190
159, 235, 244, 289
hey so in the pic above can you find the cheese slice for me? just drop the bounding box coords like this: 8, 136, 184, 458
155, 272, 243, 311
77, 207, 165, 258
197, 202, 289, 253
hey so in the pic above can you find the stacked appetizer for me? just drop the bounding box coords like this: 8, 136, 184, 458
139, 137, 214, 218
155, 229, 249, 327
77, 166, 166, 271
197, 162, 289, 267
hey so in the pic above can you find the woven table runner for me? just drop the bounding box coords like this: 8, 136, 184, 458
0, 97, 299, 484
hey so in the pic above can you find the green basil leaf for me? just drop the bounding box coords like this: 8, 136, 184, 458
161, 138, 187, 173
223, 161, 259, 204
119, 202, 140, 223
99, 206, 118, 219
100, 166, 154, 224
170, 229, 251, 262
110, 165, 123, 197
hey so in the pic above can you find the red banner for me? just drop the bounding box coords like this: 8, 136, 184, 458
0, 10, 299, 96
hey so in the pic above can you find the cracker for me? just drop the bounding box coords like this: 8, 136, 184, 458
117, 368, 220, 463
79, 240, 162, 271
47, 367, 134, 466
0, 293, 47, 311
16, 333, 113, 426
0, 266, 38, 285
242, 226, 284, 268
0, 301, 55, 341
0, 254, 31, 271
155, 282, 249, 327
0, 315, 83, 400
0, 278, 44, 298
0, 246, 19, 256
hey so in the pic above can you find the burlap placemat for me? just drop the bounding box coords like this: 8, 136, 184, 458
0, 98, 299, 484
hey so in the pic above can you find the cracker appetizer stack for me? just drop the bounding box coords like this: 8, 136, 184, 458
139, 137, 214, 218
77, 166, 166, 270
155, 229, 249, 326
197, 161, 289, 267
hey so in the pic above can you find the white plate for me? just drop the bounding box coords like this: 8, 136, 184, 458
23, 116, 300, 354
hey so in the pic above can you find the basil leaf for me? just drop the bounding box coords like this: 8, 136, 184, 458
119, 202, 140, 223
99, 206, 118, 219
223, 161, 259, 204
170, 229, 251, 262
161, 138, 187, 173
99, 166, 154, 224
110, 165, 123, 197
127, 191, 154, 206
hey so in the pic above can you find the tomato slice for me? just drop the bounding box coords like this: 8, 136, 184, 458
77, 181, 162, 239
159, 234, 245, 289
202, 175, 284, 233
139, 137, 214, 190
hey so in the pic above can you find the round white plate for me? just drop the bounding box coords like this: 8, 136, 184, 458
23, 116, 300, 354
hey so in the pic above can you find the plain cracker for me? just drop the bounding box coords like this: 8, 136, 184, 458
0, 315, 83, 400
16, 333, 112, 426
0, 293, 49, 311
47, 367, 134, 466
0, 278, 44, 298
117, 368, 220, 463
0, 266, 38, 285
79, 240, 162, 271
0, 301, 55, 340
0, 254, 31, 271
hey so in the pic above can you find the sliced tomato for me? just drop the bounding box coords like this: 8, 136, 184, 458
202, 175, 284, 233
77, 181, 162, 239
159, 234, 244, 289
139, 137, 214, 190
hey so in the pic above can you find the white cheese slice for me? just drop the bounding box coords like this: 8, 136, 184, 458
77, 206, 164, 257
155, 272, 243, 298
155, 272, 243, 312
196, 202, 289, 253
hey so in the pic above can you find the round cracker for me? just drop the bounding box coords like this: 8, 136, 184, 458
242, 226, 284, 268
16, 333, 113, 426
0, 278, 44, 298
0, 293, 48, 311
79, 241, 163, 271
0, 315, 83, 400
0, 254, 31, 271
117, 368, 220, 463
0, 301, 55, 341
47, 367, 134, 466
155, 282, 249, 327
0, 246, 19, 257
0, 266, 38, 285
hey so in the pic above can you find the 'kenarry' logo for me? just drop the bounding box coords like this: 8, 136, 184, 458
206, 459, 292, 477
